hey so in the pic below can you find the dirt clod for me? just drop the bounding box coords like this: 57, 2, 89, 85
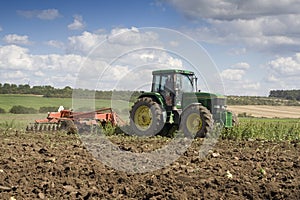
0, 132, 299, 199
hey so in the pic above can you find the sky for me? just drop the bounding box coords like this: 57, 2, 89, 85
0, 0, 300, 96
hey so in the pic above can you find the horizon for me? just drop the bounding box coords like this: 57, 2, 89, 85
1, 81, 300, 97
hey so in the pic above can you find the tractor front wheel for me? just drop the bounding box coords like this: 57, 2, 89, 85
130, 97, 164, 136
180, 105, 213, 138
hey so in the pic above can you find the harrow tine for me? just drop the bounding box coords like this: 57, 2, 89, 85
36, 124, 38, 132
39, 124, 43, 132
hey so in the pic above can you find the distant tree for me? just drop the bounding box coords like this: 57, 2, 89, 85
269, 89, 300, 100
0, 107, 6, 113
9, 105, 38, 114
18, 84, 31, 94
2, 83, 11, 94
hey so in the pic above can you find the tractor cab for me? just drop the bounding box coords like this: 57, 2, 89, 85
151, 69, 197, 109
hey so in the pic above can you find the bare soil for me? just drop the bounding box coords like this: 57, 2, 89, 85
227, 105, 300, 118
0, 131, 299, 199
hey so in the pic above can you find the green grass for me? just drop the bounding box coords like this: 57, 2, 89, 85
0, 94, 128, 112
0, 113, 44, 128
1, 94, 299, 141
0, 94, 72, 112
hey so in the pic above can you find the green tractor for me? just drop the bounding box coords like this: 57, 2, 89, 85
130, 69, 233, 137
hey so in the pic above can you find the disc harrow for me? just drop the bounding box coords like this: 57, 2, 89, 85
26, 107, 126, 133
26, 123, 60, 132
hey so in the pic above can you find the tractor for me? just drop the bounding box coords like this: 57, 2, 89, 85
129, 69, 233, 137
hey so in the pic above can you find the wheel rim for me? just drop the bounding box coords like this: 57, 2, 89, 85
134, 105, 152, 131
186, 113, 202, 134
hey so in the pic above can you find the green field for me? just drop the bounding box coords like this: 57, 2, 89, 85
0, 94, 299, 141
0, 94, 124, 112
0, 94, 72, 112
1, 113, 299, 141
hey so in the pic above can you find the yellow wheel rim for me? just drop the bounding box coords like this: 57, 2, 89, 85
134, 105, 152, 131
186, 113, 202, 134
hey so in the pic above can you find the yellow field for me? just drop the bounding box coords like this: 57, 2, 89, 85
227, 105, 300, 118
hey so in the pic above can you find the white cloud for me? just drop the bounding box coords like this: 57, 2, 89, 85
219, 61, 262, 95
0, 28, 159, 89
167, 0, 300, 53
0, 45, 33, 70
265, 74, 279, 83
260, 54, 300, 94
228, 48, 246, 56
189, 16, 300, 52
67, 31, 107, 55
34, 71, 45, 77
37, 9, 61, 20
2, 70, 26, 79
166, 0, 300, 20
221, 69, 245, 81
220, 62, 250, 81
46, 40, 65, 49
232, 62, 250, 70
242, 82, 260, 90
67, 27, 160, 58
3, 34, 31, 45
221, 78, 262, 96
107, 27, 159, 46
0, 44, 86, 87
0, 27, 225, 93
17, 9, 61, 20
68, 15, 86, 30
267, 53, 300, 76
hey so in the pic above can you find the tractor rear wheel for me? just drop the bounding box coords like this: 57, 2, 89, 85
180, 104, 213, 138
130, 97, 164, 136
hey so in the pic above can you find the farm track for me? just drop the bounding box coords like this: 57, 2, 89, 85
228, 105, 300, 118
0, 131, 299, 199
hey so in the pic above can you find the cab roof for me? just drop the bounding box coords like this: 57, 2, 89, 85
152, 69, 194, 75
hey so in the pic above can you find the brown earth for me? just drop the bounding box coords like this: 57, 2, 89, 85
227, 105, 300, 118
0, 131, 299, 199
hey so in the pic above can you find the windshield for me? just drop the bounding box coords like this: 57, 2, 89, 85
175, 74, 194, 92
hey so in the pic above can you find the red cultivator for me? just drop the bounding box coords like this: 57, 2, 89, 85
26, 107, 125, 133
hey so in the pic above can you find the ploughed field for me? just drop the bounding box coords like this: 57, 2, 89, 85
0, 131, 299, 199
227, 105, 300, 118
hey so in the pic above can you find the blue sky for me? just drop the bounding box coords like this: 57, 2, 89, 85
0, 0, 299, 96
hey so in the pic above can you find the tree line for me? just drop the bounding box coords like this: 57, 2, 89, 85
0, 83, 141, 101
1, 83, 299, 106
269, 89, 300, 101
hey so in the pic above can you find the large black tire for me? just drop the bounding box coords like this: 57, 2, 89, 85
180, 104, 213, 138
130, 97, 164, 136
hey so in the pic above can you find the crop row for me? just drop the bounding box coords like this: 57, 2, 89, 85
221, 118, 300, 141
0, 114, 299, 141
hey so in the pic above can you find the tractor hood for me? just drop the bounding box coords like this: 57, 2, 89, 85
181, 92, 226, 110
